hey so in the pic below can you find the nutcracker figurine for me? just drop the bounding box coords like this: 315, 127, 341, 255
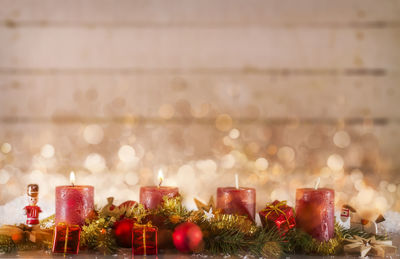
24, 184, 42, 226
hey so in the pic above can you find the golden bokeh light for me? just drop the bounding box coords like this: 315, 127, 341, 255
118, 145, 136, 163
327, 154, 344, 171
0, 169, 10, 184
84, 153, 106, 173
124, 172, 139, 186
221, 154, 235, 169
83, 124, 104, 145
277, 146, 295, 163
215, 114, 233, 132
1, 143, 12, 154
266, 145, 278, 155
333, 130, 351, 148
255, 157, 269, 170
40, 144, 55, 158
229, 128, 240, 139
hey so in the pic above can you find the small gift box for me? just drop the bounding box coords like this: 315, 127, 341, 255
52, 223, 81, 254
259, 200, 295, 235
132, 223, 158, 255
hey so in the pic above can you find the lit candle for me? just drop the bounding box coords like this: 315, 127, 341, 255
295, 178, 335, 241
216, 174, 256, 221
139, 169, 180, 209
55, 172, 94, 226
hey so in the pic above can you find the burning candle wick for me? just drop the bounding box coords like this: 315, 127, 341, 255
235, 174, 239, 189
158, 169, 164, 188
314, 177, 320, 190
70, 171, 76, 187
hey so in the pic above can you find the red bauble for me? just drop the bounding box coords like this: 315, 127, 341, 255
113, 218, 135, 248
172, 222, 203, 253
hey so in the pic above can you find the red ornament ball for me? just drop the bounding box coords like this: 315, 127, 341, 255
113, 218, 135, 248
173, 222, 203, 253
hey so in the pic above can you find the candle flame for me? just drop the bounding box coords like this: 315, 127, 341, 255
158, 169, 164, 187
70, 171, 76, 186
235, 173, 239, 189
314, 177, 320, 190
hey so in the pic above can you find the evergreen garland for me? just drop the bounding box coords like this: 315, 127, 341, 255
284, 223, 390, 256
0, 235, 15, 253
80, 217, 118, 254
0, 197, 393, 257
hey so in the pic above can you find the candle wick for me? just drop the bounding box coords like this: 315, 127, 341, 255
235, 174, 239, 189
314, 177, 321, 190
158, 178, 163, 188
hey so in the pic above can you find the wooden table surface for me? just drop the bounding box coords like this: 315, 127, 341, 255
0, 251, 399, 259
1, 233, 399, 259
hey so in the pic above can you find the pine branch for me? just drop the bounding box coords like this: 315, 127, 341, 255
201, 219, 283, 258
81, 217, 118, 255
0, 235, 15, 253
339, 225, 388, 240
284, 223, 388, 256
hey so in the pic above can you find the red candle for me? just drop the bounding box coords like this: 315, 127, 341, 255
55, 172, 94, 226
140, 186, 180, 209
295, 188, 335, 241
139, 169, 179, 209
216, 187, 256, 221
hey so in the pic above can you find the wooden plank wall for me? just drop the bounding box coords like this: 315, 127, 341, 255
0, 0, 399, 212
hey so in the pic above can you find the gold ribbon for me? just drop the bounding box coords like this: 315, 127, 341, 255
0, 224, 52, 244
261, 201, 291, 226
53, 223, 80, 254
134, 222, 154, 255
344, 236, 397, 257
63, 225, 69, 254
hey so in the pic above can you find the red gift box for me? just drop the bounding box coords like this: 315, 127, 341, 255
52, 223, 81, 254
132, 223, 158, 255
259, 200, 295, 235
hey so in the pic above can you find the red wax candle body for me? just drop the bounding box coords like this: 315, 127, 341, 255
55, 185, 94, 226
140, 186, 180, 209
216, 187, 256, 221
295, 188, 335, 241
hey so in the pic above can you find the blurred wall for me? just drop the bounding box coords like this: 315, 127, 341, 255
0, 0, 399, 215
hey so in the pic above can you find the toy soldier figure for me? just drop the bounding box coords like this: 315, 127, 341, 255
24, 184, 42, 226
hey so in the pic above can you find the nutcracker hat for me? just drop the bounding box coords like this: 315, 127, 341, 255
27, 184, 39, 197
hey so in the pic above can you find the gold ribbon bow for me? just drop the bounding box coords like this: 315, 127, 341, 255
344, 235, 397, 257
0, 224, 52, 244
134, 222, 154, 256
261, 201, 291, 226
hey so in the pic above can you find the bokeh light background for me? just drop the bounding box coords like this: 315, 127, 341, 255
0, 0, 400, 222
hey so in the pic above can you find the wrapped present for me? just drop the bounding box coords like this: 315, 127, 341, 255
132, 222, 158, 255
52, 223, 81, 254
259, 200, 295, 234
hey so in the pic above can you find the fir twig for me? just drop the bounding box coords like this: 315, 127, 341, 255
339, 225, 388, 240
0, 235, 16, 253
284, 223, 388, 256
81, 216, 118, 255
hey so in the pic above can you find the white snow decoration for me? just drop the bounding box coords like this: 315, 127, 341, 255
383, 211, 400, 233
0, 195, 53, 225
